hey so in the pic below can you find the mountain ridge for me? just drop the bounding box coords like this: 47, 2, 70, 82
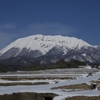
0, 34, 91, 55
0, 34, 100, 65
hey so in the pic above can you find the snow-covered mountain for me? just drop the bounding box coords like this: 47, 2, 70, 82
0, 34, 91, 57
0, 34, 100, 65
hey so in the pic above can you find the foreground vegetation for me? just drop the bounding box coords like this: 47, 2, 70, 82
0, 92, 57, 100
1, 76, 73, 81
0, 92, 100, 100
65, 96, 100, 100
52, 83, 100, 91
0, 82, 49, 86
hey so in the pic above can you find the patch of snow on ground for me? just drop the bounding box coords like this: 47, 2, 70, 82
0, 68, 99, 100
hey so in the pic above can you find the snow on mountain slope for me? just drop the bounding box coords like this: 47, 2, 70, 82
0, 34, 91, 55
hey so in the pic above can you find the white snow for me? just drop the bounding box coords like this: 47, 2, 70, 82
0, 68, 100, 100
82, 53, 86, 57
0, 34, 91, 55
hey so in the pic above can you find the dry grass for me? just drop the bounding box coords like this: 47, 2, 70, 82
52, 83, 91, 91
1, 76, 73, 81
0, 92, 58, 100
0, 82, 49, 86
90, 80, 100, 84
65, 96, 100, 100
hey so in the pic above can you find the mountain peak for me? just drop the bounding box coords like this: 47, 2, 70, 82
0, 34, 100, 64
0, 34, 91, 55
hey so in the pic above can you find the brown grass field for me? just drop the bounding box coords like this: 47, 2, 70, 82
65, 96, 100, 100
0, 82, 49, 86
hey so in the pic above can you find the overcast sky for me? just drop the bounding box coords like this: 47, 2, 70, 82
0, 0, 100, 49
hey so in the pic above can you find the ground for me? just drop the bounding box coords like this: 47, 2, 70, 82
0, 68, 100, 100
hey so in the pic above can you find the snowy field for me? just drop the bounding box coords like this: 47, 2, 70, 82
0, 68, 100, 100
